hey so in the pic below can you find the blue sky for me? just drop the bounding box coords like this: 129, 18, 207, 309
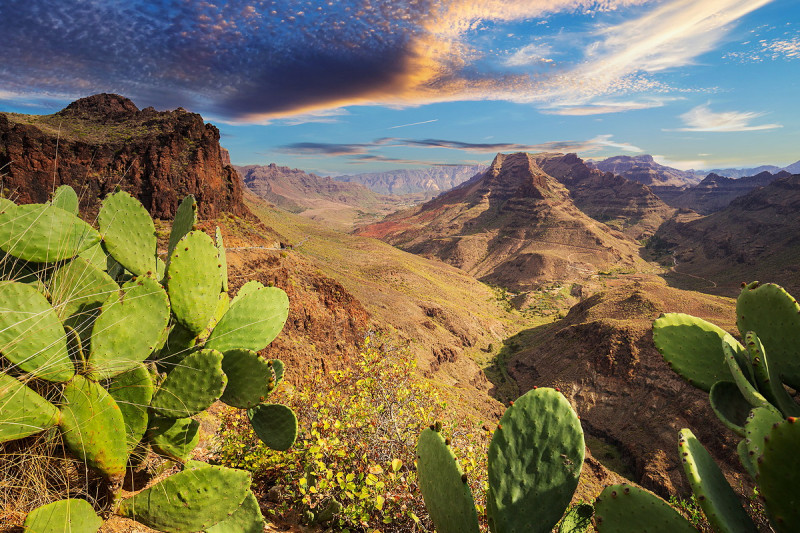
1, 0, 798, 175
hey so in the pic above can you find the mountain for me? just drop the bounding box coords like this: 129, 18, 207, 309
508, 276, 742, 496
667, 170, 790, 215
532, 152, 676, 239
236, 163, 414, 229
0, 93, 244, 218
335, 164, 486, 195
589, 154, 702, 187
707, 164, 783, 178
357, 152, 648, 290
653, 173, 800, 295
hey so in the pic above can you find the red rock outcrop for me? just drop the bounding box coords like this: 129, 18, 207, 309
0, 93, 245, 219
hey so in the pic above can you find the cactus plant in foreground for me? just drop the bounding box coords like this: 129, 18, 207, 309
416, 387, 586, 533
0, 188, 297, 531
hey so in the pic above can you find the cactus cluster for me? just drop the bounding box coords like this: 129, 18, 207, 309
416, 387, 586, 533
0, 187, 297, 532
593, 281, 800, 532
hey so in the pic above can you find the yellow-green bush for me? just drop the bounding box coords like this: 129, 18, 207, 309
213, 335, 491, 532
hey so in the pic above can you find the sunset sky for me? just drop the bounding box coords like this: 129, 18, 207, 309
1, 0, 798, 175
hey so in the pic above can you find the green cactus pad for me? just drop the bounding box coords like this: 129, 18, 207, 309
0, 281, 74, 382
756, 418, 800, 532
0, 203, 100, 263
23, 498, 102, 533
49, 257, 118, 321
737, 439, 756, 478
709, 381, 751, 437
416, 427, 480, 533
167, 231, 223, 334
117, 464, 251, 533
594, 484, 695, 532
678, 428, 757, 533
206, 286, 289, 353
746, 332, 800, 417
148, 416, 200, 462
744, 405, 783, 466
78, 242, 108, 272
0, 197, 15, 211
722, 334, 769, 409
98, 190, 157, 277
0, 373, 61, 442
155, 322, 198, 373
58, 375, 127, 482
231, 280, 264, 305
248, 403, 298, 451
108, 363, 154, 452
220, 349, 274, 408
653, 313, 731, 392
558, 503, 594, 533
88, 276, 170, 380
150, 349, 227, 418
216, 227, 228, 293
199, 291, 229, 342
168, 195, 197, 259
50, 185, 79, 215
737, 282, 800, 390
204, 491, 265, 533
487, 387, 584, 533
270, 359, 285, 386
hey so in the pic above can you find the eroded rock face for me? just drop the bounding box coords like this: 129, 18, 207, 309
508, 277, 743, 497
0, 93, 245, 219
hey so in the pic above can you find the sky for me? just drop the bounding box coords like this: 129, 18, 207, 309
1, 0, 799, 175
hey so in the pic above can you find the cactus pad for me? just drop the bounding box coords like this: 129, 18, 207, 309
155, 322, 198, 373
248, 403, 298, 451
220, 349, 274, 408
88, 276, 170, 379
148, 416, 200, 462
204, 491, 266, 533
51, 185, 79, 215
722, 334, 769, 409
23, 498, 102, 533
416, 427, 480, 533
744, 405, 783, 466
594, 484, 695, 532
558, 503, 594, 533
216, 227, 228, 293
117, 463, 251, 533
487, 387, 584, 533
653, 313, 731, 392
678, 428, 757, 533
0, 373, 61, 442
0, 281, 74, 382
108, 363, 154, 452
98, 190, 156, 277
756, 418, 800, 532
58, 375, 127, 482
167, 231, 223, 334
709, 381, 750, 437
0, 203, 100, 263
49, 257, 118, 321
270, 359, 285, 386
168, 195, 197, 258
737, 282, 800, 389
746, 332, 800, 417
150, 349, 227, 418
206, 286, 289, 353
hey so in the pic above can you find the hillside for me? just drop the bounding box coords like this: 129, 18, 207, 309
0, 94, 244, 219
236, 163, 414, 229
667, 170, 790, 214
336, 164, 486, 195
653, 173, 800, 296
507, 276, 742, 497
358, 152, 651, 290
590, 154, 702, 187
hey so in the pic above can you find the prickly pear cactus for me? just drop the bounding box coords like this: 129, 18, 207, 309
0, 187, 297, 531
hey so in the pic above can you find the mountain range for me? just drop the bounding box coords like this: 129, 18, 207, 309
588, 154, 701, 187
335, 164, 486, 195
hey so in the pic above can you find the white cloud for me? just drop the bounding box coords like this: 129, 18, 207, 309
540, 97, 679, 115
671, 103, 782, 132
652, 154, 706, 170
590, 134, 642, 153
505, 43, 554, 66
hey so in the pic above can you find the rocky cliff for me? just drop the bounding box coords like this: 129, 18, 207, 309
0, 93, 245, 219
336, 164, 486, 195
667, 170, 789, 215
590, 155, 701, 187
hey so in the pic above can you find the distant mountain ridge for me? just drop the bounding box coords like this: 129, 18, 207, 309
706, 159, 800, 178
335, 164, 486, 195
589, 154, 702, 187
666, 170, 792, 215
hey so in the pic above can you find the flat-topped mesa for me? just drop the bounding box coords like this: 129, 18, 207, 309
0, 93, 245, 219
478, 152, 564, 202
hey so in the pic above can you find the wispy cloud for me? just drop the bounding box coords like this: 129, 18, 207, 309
652, 155, 706, 171
725, 34, 800, 62
388, 119, 438, 129
670, 103, 782, 132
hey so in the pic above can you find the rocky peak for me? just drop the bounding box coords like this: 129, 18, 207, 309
480, 152, 561, 201
56, 93, 140, 123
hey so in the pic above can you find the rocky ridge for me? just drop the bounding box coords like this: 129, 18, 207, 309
590, 154, 702, 187
0, 93, 244, 219
336, 164, 486, 195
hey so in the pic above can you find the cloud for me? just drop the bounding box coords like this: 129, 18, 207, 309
725, 35, 800, 62
540, 98, 678, 115
670, 103, 782, 132
504, 43, 555, 66
652, 155, 706, 170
